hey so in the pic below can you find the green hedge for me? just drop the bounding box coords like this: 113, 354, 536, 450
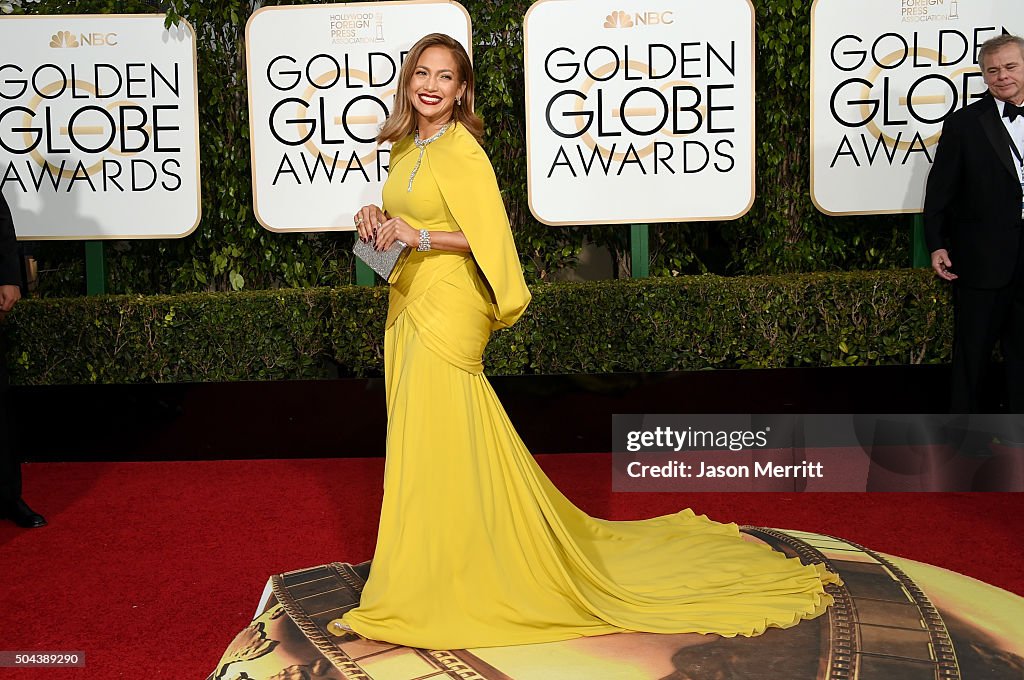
7, 0, 910, 297
3, 270, 952, 385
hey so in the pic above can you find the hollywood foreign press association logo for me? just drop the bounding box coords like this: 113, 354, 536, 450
329, 10, 386, 45
901, 0, 960, 23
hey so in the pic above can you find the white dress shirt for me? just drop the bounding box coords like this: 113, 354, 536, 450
996, 98, 1024, 184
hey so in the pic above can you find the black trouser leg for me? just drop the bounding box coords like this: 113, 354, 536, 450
951, 285, 1010, 413
1003, 276, 1024, 414
0, 360, 21, 505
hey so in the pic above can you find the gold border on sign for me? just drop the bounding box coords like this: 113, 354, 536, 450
0, 13, 203, 240
245, 0, 473, 234
523, 0, 757, 227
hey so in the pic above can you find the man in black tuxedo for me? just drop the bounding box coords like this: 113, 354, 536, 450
0, 191, 45, 527
925, 34, 1024, 413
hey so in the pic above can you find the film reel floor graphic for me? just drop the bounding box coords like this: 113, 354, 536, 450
208, 529, 1024, 680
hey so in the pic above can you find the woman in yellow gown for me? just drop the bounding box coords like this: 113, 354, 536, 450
337, 33, 840, 650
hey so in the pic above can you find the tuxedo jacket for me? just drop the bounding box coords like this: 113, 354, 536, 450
0, 193, 19, 287
924, 93, 1024, 289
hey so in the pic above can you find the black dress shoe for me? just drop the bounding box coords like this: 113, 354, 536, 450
2, 498, 47, 528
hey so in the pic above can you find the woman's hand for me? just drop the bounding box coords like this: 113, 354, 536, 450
353, 205, 386, 243
376, 216, 419, 251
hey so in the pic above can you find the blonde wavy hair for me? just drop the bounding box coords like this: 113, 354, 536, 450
377, 33, 483, 144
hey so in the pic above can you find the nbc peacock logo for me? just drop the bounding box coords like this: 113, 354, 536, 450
603, 10, 634, 29
49, 30, 79, 48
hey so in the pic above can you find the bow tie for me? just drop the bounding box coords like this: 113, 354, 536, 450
1004, 102, 1024, 122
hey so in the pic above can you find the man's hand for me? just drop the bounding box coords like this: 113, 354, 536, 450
0, 284, 21, 316
930, 249, 958, 281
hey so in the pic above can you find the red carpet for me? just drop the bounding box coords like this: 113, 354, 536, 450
0, 455, 1021, 679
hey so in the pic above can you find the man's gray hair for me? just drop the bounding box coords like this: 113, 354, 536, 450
979, 34, 1024, 67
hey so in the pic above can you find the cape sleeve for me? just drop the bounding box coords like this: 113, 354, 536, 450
428, 124, 531, 329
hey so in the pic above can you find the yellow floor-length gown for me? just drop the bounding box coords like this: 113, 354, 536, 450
337, 124, 840, 650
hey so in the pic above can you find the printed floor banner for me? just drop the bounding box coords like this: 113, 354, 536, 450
524, 0, 755, 225
246, 0, 471, 233
811, 0, 1024, 215
209, 556, 1024, 680
0, 14, 201, 239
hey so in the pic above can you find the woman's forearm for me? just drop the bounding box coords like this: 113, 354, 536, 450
420, 230, 471, 253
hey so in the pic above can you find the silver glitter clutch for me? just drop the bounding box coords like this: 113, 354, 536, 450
353, 237, 408, 281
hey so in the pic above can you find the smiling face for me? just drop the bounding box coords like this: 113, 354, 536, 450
406, 46, 467, 137
982, 43, 1024, 105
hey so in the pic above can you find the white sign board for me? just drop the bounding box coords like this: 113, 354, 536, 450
524, 0, 755, 225
811, 0, 1024, 215
246, 1, 471, 232
0, 14, 201, 239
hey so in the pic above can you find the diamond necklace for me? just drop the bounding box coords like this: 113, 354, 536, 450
407, 122, 451, 192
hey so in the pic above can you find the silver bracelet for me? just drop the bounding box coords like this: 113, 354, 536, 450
417, 229, 431, 252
